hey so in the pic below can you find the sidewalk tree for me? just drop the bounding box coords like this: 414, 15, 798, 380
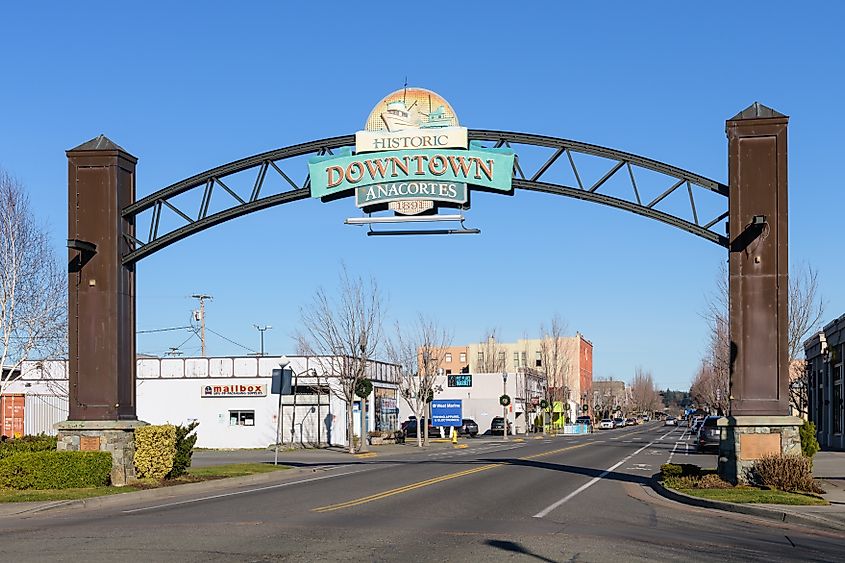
476, 328, 506, 373
296, 266, 384, 454
387, 315, 452, 447
630, 367, 661, 415
0, 170, 66, 398
538, 315, 571, 431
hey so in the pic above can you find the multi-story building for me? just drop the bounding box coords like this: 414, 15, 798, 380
805, 313, 845, 451
591, 379, 628, 419
441, 333, 593, 421
436, 346, 470, 375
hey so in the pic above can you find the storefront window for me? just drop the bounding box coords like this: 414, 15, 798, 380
834, 364, 842, 435
229, 410, 254, 426
374, 387, 398, 431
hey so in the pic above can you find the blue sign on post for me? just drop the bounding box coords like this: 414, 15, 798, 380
431, 399, 462, 427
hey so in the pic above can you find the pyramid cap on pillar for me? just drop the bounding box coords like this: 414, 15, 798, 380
67, 134, 137, 162
729, 102, 788, 121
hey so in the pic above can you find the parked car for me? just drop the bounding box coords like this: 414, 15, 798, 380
697, 416, 721, 452
613, 417, 626, 428
575, 416, 592, 428
401, 417, 439, 438
625, 418, 637, 426
458, 418, 479, 437
664, 416, 677, 426
490, 416, 512, 435
598, 418, 615, 430
690, 417, 705, 434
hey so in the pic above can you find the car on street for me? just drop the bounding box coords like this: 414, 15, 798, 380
697, 416, 721, 452
575, 415, 592, 428
690, 417, 705, 434
664, 416, 677, 426
625, 418, 637, 426
598, 418, 614, 430
490, 416, 512, 435
613, 417, 626, 428
458, 418, 479, 437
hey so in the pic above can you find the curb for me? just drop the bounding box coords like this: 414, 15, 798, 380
650, 478, 845, 532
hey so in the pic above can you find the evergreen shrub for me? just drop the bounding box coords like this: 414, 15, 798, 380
166, 421, 199, 479
0, 451, 111, 489
134, 424, 177, 480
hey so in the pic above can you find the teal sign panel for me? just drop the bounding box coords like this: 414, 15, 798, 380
308, 146, 514, 199
355, 182, 467, 208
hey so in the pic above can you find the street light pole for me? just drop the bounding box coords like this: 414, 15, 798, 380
502, 371, 508, 442
274, 357, 290, 466
254, 325, 272, 356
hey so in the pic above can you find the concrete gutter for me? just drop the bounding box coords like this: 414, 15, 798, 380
650, 478, 845, 533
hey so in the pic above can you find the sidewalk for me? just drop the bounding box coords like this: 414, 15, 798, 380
651, 449, 845, 532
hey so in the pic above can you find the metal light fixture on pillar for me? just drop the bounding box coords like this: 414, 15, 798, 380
502, 371, 508, 442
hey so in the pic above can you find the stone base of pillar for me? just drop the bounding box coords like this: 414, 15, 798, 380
717, 415, 803, 484
55, 420, 149, 486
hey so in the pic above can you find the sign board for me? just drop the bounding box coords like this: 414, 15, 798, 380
271, 368, 293, 395
80, 436, 100, 451
447, 374, 472, 387
430, 399, 462, 427
307, 87, 515, 216
202, 384, 267, 398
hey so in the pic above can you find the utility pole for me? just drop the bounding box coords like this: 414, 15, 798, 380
254, 325, 272, 356
191, 294, 212, 357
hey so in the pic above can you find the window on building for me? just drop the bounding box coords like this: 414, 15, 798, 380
514, 352, 520, 368
445, 353, 452, 363
229, 410, 255, 426
521, 351, 526, 365
536, 351, 542, 368
460, 352, 466, 363
478, 351, 484, 363
446, 369, 452, 375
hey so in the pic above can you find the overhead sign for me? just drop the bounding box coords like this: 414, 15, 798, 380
307, 87, 514, 214
431, 399, 462, 427
202, 384, 267, 398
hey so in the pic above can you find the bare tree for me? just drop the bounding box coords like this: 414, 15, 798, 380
296, 267, 384, 454
788, 264, 826, 416
0, 170, 66, 397
476, 328, 506, 373
630, 367, 661, 415
387, 315, 452, 447
703, 262, 825, 416
538, 315, 571, 431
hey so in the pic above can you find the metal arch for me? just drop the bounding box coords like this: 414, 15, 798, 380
121, 130, 729, 264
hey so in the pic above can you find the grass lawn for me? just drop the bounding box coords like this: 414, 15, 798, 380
0, 463, 289, 502
677, 487, 828, 506
0, 486, 139, 503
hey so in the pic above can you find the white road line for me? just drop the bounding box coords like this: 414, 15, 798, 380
122, 468, 372, 514
533, 440, 656, 518
668, 441, 683, 464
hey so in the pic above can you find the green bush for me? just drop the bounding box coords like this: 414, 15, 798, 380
800, 420, 820, 460
0, 451, 111, 489
661, 463, 701, 479
747, 453, 825, 494
134, 424, 177, 480
0, 434, 58, 459
166, 421, 199, 479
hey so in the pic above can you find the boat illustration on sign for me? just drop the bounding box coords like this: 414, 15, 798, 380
380, 100, 421, 132
420, 105, 452, 128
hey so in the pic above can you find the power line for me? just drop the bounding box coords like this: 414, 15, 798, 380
205, 326, 258, 354
137, 325, 192, 335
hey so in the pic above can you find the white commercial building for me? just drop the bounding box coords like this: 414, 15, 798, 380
3, 356, 400, 449
397, 370, 546, 435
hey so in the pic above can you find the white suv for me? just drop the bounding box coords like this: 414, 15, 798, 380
598, 419, 614, 430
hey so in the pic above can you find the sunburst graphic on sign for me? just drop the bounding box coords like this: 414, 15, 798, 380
364, 87, 459, 132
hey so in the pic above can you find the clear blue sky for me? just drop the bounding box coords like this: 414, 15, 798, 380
1, 2, 842, 391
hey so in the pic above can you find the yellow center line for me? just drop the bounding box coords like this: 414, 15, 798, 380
311, 442, 592, 513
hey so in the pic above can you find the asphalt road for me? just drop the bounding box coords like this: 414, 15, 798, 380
2, 423, 843, 562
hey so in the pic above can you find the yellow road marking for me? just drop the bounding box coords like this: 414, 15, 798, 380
312, 442, 592, 513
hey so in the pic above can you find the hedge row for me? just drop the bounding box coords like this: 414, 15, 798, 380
0, 451, 112, 489
0, 434, 58, 459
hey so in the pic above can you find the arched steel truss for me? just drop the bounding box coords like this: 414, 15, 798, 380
121, 130, 729, 265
